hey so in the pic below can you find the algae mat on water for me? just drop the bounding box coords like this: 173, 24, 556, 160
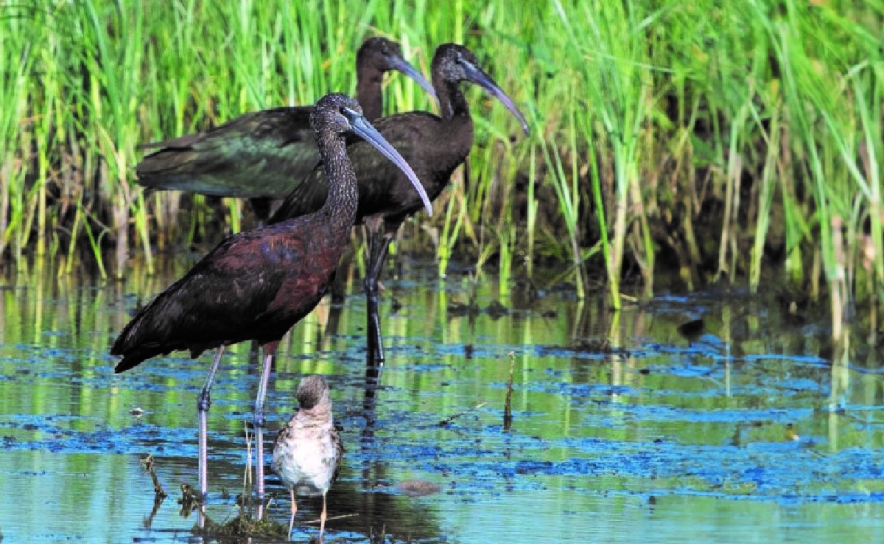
0, 262, 883, 543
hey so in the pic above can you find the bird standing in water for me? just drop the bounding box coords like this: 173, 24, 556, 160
270, 43, 530, 364
110, 93, 432, 512
134, 37, 435, 224
272, 375, 343, 539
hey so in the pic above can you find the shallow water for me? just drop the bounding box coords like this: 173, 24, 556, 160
1, 258, 883, 543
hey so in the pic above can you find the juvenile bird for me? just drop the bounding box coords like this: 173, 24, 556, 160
272, 375, 343, 539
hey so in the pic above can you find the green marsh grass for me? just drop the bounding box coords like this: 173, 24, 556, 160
0, 11, 32, 263
2, 0, 883, 334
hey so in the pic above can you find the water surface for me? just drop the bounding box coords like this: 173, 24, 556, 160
1, 258, 882, 543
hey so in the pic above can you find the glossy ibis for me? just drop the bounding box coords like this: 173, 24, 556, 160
135, 37, 435, 223
269, 43, 529, 363
272, 375, 343, 539
111, 93, 432, 508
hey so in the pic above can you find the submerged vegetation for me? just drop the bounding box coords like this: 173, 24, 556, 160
2, 1, 882, 333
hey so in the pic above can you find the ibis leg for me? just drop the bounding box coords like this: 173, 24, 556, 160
253, 343, 277, 519
197, 346, 225, 501
329, 250, 351, 305
364, 227, 392, 365
255, 424, 266, 520
249, 196, 273, 227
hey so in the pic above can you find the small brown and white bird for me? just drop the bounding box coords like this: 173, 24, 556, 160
272, 375, 343, 539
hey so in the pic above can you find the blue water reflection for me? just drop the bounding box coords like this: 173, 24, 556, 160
1, 260, 883, 543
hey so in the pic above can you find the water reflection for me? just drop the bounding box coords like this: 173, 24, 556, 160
1, 258, 884, 543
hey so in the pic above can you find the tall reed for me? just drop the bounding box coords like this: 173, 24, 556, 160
2, 0, 883, 333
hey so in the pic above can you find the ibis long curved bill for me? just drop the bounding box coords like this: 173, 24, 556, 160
342, 106, 434, 217
463, 60, 530, 136
389, 55, 438, 101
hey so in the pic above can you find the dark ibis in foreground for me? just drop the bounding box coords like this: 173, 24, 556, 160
135, 37, 435, 223
272, 375, 343, 539
110, 93, 432, 512
269, 43, 529, 364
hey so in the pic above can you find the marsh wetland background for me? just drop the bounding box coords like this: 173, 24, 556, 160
3, 0, 884, 542
1, 257, 884, 543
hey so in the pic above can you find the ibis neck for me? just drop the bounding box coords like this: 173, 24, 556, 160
318, 136, 359, 234
435, 77, 470, 124
356, 69, 384, 121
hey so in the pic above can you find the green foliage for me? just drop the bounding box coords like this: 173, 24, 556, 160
1, 0, 883, 323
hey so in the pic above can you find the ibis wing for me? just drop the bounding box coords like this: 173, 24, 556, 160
136, 107, 320, 199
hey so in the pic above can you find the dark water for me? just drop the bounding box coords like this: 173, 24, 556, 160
1, 257, 883, 543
